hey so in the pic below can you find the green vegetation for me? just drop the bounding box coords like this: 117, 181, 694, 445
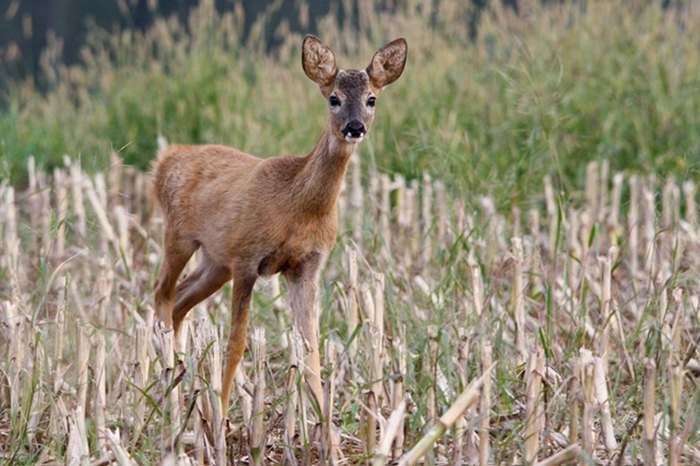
1, 0, 699, 206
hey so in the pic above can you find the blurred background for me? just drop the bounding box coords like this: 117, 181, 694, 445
0, 0, 388, 83
0, 0, 698, 209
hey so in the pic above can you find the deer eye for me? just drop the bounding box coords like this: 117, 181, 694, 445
367, 97, 376, 107
329, 95, 341, 107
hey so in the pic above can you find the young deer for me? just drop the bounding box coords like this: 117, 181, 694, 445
152, 35, 407, 421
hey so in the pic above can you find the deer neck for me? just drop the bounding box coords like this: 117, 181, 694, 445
294, 124, 356, 216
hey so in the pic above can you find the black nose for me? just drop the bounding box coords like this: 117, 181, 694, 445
343, 121, 366, 138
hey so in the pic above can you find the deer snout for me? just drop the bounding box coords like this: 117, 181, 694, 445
342, 120, 366, 142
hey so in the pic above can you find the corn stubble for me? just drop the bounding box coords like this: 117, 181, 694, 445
1, 153, 700, 465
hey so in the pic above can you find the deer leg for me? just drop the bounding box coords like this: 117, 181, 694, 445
284, 253, 326, 411
221, 273, 257, 417
154, 232, 197, 329
172, 252, 233, 337
285, 253, 343, 462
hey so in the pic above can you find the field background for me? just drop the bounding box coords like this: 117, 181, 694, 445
2, 0, 700, 464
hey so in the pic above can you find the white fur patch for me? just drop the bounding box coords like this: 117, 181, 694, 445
345, 134, 364, 144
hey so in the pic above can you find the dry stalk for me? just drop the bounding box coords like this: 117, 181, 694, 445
567, 208, 581, 294
53, 276, 67, 385
543, 175, 557, 262
284, 328, 303, 466
628, 175, 640, 278
345, 245, 359, 357
322, 340, 339, 465
49, 277, 68, 443
435, 180, 447, 250
27, 156, 41, 258
596, 255, 612, 372
593, 357, 617, 453
609, 173, 623, 238
532, 444, 580, 466
283, 368, 299, 466
361, 392, 379, 464
397, 362, 497, 466
76, 323, 91, 417
391, 325, 407, 460
83, 174, 122, 259
350, 151, 363, 242
643, 359, 656, 466
379, 174, 392, 262
529, 208, 541, 249
96, 257, 114, 325
94, 332, 107, 451
579, 349, 595, 459
115, 204, 133, 269
668, 361, 682, 466
585, 161, 599, 220
469, 257, 483, 318
682, 180, 697, 228
479, 344, 492, 466
421, 171, 433, 270
250, 327, 266, 466
207, 322, 226, 466
65, 156, 87, 246
373, 399, 407, 466
410, 179, 420, 260
642, 183, 657, 279
235, 358, 253, 423
103, 428, 137, 466
4, 187, 21, 304
524, 350, 544, 464
109, 152, 123, 208
132, 169, 148, 227
269, 274, 286, 313
53, 167, 68, 261
568, 357, 580, 446
453, 328, 469, 465
133, 324, 150, 436
66, 407, 89, 466
427, 325, 439, 423
598, 159, 609, 224
513, 237, 527, 363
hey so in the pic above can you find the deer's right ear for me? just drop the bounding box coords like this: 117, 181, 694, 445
302, 35, 339, 91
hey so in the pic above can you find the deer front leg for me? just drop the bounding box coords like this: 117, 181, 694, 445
285, 254, 325, 409
221, 273, 257, 417
285, 253, 342, 463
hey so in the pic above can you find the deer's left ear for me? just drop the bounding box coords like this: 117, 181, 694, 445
366, 38, 407, 90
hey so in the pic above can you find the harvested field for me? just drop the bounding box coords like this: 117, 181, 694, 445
1, 154, 699, 464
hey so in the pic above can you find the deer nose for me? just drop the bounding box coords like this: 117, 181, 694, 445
342, 121, 366, 138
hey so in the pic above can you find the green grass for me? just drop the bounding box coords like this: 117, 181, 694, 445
1, 0, 700, 209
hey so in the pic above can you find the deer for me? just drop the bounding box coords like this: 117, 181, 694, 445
152, 34, 407, 435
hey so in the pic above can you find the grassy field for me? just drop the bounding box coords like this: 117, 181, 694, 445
1, 0, 700, 464
1, 0, 700, 204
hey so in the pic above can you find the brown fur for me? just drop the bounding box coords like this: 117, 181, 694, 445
152, 35, 407, 429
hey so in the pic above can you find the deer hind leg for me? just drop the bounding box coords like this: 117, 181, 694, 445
221, 273, 257, 417
172, 251, 233, 337
155, 231, 198, 329
284, 253, 326, 410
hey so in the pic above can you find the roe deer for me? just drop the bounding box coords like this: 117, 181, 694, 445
152, 35, 407, 425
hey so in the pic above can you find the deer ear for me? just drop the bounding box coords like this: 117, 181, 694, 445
302, 35, 339, 90
366, 38, 407, 90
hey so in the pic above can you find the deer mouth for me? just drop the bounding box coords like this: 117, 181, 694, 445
344, 134, 365, 143
342, 121, 366, 143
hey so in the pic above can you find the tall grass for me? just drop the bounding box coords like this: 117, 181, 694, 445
1, 0, 700, 207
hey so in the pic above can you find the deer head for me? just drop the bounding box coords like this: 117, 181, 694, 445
302, 35, 408, 144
